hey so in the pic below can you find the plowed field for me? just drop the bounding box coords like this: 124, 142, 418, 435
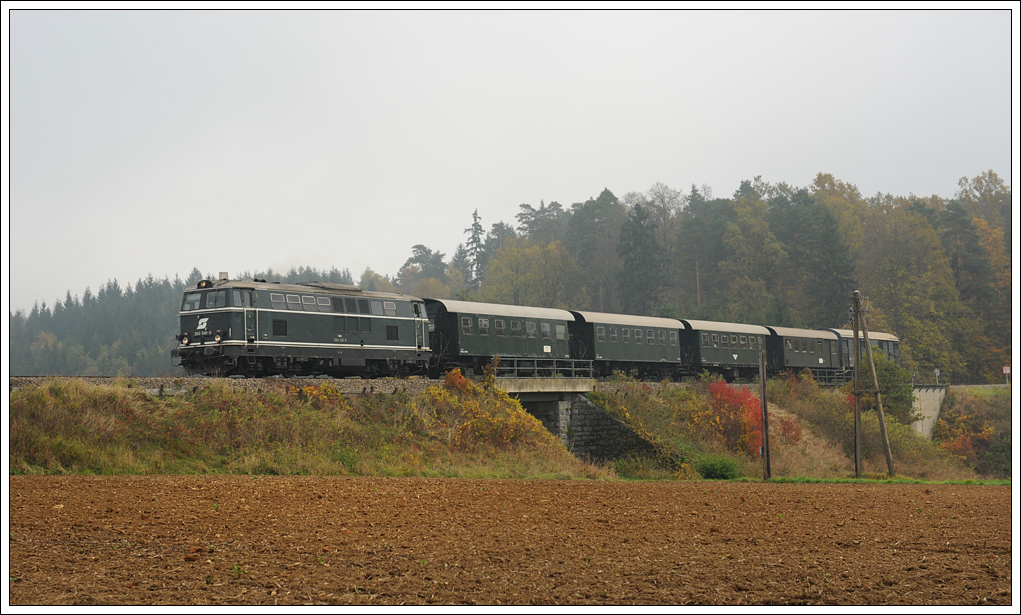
7, 476, 1013, 606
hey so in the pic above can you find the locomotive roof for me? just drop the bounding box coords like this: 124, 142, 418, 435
187, 278, 421, 302
425, 298, 575, 321
765, 326, 839, 340
679, 319, 771, 335
825, 328, 899, 342
570, 311, 683, 328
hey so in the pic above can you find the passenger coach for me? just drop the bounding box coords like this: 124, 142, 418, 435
569, 311, 684, 379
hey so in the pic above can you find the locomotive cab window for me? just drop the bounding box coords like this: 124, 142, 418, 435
182, 293, 202, 311
206, 291, 227, 309
383, 301, 397, 317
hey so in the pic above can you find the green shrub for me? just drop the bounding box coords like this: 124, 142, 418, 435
696, 454, 741, 480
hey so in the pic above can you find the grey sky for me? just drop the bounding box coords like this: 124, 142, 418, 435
5, 8, 1016, 314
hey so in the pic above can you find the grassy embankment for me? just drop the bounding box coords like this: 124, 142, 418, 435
8, 371, 1010, 482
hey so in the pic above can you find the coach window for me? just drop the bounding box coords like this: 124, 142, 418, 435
801, 339, 808, 352
647, 330, 655, 345
273, 319, 287, 336
383, 301, 397, 317
541, 322, 551, 339
634, 329, 643, 344
286, 294, 301, 310
479, 318, 490, 336
786, 339, 793, 351
721, 335, 728, 348
658, 330, 667, 345
511, 321, 522, 337
317, 297, 332, 313
495, 320, 506, 337
670, 331, 678, 346
358, 298, 370, 314
711, 334, 719, 348
596, 326, 606, 343
461, 317, 473, 336
526, 322, 537, 338
749, 336, 757, 350
740, 335, 747, 349
622, 328, 630, 343
207, 291, 227, 309
702, 333, 709, 347
182, 292, 202, 311
556, 324, 566, 340
609, 327, 618, 343
302, 296, 317, 312
731, 335, 739, 348
270, 293, 286, 310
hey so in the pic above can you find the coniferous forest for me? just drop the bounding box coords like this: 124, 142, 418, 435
8, 171, 1012, 384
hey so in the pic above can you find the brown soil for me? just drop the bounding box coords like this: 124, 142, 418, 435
7, 476, 1013, 606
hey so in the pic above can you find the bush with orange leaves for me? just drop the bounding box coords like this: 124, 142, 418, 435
427, 369, 561, 454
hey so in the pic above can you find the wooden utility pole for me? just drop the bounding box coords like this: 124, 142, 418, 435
759, 350, 771, 481
852, 295, 863, 477
851, 291, 896, 477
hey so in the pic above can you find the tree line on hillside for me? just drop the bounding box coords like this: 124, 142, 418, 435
9, 171, 1011, 383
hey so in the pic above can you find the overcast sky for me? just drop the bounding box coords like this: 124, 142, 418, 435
4, 8, 1017, 314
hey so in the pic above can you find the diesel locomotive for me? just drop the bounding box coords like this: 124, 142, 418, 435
172, 274, 899, 382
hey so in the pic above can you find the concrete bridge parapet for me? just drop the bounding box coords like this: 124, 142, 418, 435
911, 385, 948, 439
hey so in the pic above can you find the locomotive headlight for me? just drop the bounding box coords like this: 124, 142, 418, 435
182, 335, 189, 345
214, 330, 222, 343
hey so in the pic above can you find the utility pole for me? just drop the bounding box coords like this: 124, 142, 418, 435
851, 291, 896, 477
852, 296, 863, 478
759, 350, 771, 481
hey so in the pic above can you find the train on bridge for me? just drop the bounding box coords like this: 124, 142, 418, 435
171, 274, 899, 383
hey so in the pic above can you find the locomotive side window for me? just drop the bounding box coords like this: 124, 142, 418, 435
345, 297, 358, 313
302, 296, 317, 312
461, 317, 473, 335
317, 297, 331, 312
182, 292, 202, 311
386, 325, 399, 341
622, 328, 630, 343
555, 324, 566, 340
332, 297, 346, 312
348, 317, 359, 333
358, 299, 370, 314
359, 318, 371, 333
271, 293, 286, 310
383, 301, 397, 317
273, 319, 287, 336
541, 322, 552, 339
207, 291, 227, 309
596, 326, 606, 343
670, 331, 678, 346
371, 301, 384, 316
609, 327, 617, 343
511, 321, 522, 337
495, 320, 506, 336
479, 318, 490, 336
334, 316, 345, 332
526, 322, 537, 338
286, 294, 301, 310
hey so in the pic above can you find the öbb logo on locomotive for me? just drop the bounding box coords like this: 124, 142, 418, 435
171, 274, 899, 383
